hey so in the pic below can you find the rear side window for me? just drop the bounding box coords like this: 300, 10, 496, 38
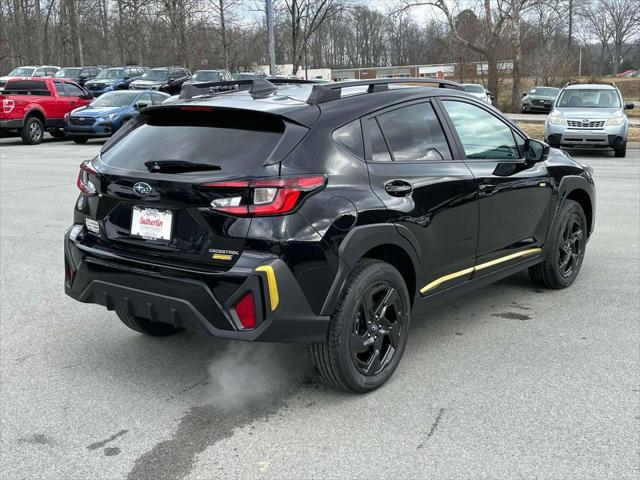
376, 102, 452, 161
100, 109, 286, 174
64, 83, 85, 97
54, 81, 67, 96
3, 80, 50, 96
332, 120, 364, 158
367, 119, 392, 162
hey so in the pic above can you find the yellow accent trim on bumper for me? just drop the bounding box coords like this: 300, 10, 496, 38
256, 265, 279, 311
420, 248, 542, 295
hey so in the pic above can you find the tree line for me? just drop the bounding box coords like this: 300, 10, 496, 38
0, 0, 638, 110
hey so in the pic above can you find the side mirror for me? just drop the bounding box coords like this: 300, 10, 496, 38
168, 76, 177, 83
625, 102, 635, 110
135, 101, 150, 110
80, 93, 92, 100
522, 92, 527, 97
524, 138, 550, 163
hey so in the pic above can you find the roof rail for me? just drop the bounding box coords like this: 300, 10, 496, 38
306, 77, 463, 105
179, 78, 319, 100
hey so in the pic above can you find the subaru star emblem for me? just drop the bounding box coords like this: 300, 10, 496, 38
133, 182, 152, 196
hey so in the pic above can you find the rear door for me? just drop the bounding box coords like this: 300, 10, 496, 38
93, 106, 298, 269
438, 98, 551, 271
363, 99, 478, 296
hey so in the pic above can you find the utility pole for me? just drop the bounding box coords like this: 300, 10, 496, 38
266, 0, 276, 76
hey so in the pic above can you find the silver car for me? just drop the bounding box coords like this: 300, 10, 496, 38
544, 83, 634, 157
461, 83, 492, 104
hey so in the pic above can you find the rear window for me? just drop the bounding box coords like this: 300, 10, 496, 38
100, 108, 285, 174
3, 80, 50, 96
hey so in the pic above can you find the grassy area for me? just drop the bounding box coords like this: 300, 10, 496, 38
516, 121, 640, 143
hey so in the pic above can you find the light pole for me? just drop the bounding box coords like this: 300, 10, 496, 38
266, 0, 276, 76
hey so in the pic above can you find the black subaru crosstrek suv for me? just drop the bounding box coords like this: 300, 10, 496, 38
65, 78, 595, 393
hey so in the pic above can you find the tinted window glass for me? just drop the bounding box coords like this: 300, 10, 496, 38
101, 109, 285, 174
65, 83, 85, 97
332, 120, 364, 158
136, 93, 152, 106
4, 80, 50, 96
367, 119, 392, 162
151, 93, 167, 105
54, 81, 67, 96
377, 102, 451, 161
442, 100, 519, 160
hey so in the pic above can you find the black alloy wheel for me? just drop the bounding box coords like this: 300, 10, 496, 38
350, 282, 404, 376
558, 213, 584, 278
309, 259, 411, 393
529, 199, 587, 289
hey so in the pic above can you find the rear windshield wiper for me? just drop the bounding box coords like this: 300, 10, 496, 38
144, 160, 221, 173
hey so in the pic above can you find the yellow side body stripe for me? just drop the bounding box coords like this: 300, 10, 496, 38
420, 248, 542, 294
256, 265, 279, 311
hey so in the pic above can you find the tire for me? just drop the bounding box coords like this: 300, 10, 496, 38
529, 199, 587, 289
20, 116, 44, 145
546, 138, 560, 149
614, 143, 626, 158
73, 137, 88, 144
49, 129, 65, 138
116, 311, 184, 336
309, 259, 411, 393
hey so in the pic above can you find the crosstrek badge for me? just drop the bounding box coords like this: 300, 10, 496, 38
130, 207, 173, 241
209, 248, 239, 261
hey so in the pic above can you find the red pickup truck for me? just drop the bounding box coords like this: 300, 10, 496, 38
0, 77, 91, 144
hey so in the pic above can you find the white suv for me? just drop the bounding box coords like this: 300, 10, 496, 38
544, 83, 634, 157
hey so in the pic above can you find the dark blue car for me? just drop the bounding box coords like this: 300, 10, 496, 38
64, 90, 169, 143
83, 66, 145, 97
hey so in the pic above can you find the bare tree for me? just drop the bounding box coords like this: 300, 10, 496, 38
597, 0, 639, 74
284, 0, 342, 75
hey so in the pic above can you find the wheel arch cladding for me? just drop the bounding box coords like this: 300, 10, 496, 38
566, 188, 593, 236
321, 224, 421, 315
361, 244, 416, 306
25, 108, 45, 124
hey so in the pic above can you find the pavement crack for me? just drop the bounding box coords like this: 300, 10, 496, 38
86, 429, 129, 451
427, 408, 445, 440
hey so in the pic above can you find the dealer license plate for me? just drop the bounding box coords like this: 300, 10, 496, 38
130, 207, 173, 241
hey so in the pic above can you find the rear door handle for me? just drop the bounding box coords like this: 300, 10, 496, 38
384, 180, 413, 197
479, 183, 497, 194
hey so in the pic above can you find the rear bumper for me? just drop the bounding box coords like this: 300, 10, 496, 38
64, 225, 329, 342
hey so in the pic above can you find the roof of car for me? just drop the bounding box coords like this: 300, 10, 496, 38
563, 83, 617, 90
157, 81, 473, 128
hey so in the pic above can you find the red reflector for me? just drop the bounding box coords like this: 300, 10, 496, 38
234, 292, 256, 329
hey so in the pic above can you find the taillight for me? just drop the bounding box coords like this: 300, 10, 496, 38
234, 292, 256, 329
203, 175, 326, 216
76, 160, 98, 196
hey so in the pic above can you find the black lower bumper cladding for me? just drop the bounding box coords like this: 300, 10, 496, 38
64, 226, 329, 342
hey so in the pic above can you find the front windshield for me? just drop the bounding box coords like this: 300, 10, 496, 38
463, 84, 484, 93
55, 68, 81, 78
95, 69, 123, 80
556, 89, 620, 108
530, 87, 559, 96
193, 71, 222, 82
8, 67, 35, 77
91, 91, 139, 108
141, 70, 168, 81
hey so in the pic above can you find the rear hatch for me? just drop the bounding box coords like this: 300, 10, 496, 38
90, 105, 309, 269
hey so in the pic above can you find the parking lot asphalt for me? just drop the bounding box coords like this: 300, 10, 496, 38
1, 137, 639, 480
